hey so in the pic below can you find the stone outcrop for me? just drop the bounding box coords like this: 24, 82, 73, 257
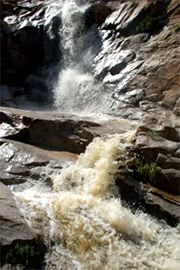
0, 0, 61, 104
116, 174, 180, 227
129, 112, 180, 195
0, 182, 45, 269
0, 106, 135, 185
93, 0, 180, 117
0, 107, 100, 153
1, 0, 179, 113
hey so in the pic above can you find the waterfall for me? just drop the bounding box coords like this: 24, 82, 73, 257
53, 0, 107, 113
14, 133, 180, 269
9, 1, 180, 269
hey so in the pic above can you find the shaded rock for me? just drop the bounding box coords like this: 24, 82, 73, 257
85, 2, 112, 27
154, 166, 180, 195
116, 175, 180, 227
0, 0, 61, 105
156, 153, 180, 170
0, 182, 45, 268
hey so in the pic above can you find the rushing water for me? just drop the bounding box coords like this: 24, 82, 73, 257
53, 0, 109, 113
15, 132, 180, 269
12, 0, 180, 269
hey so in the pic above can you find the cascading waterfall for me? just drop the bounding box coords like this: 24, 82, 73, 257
12, 0, 180, 269
15, 132, 180, 270
53, 0, 107, 113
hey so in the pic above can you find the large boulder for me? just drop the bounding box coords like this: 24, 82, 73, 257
0, 182, 45, 269
129, 112, 180, 195
0, 107, 101, 154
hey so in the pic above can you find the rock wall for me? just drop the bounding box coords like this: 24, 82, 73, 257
93, 0, 180, 118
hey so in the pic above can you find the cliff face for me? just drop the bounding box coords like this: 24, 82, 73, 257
1, 0, 179, 114
92, 0, 180, 118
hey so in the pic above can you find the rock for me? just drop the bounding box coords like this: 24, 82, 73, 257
118, 0, 170, 35
0, 0, 61, 104
0, 182, 45, 268
129, 113, 180, 195
0, 138, 77, 185
154, 167, 180, 195
92, 0, 180, 117
0, 106, 101, 154
85, 2, 112, 27
116, 175, 180, 227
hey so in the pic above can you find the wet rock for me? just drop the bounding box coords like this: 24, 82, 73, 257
0, 138, 77, 185
116, 175, 180, 227
0, 0, 61, 104
0, 182, 45, 268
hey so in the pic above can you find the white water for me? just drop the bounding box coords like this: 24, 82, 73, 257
12, 0, 180, 269
53, 0, 109, 113
14, 132, 180, 269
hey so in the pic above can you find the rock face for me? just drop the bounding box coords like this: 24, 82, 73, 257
0, 0, 61, 104
93, 0, 180, 117
1, 0, 179, 112
0, 182, 45, 269
129, 112, 180, 195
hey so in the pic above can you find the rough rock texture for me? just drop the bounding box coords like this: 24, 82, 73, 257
93, 0, 180, 117
0, 182, 45, 268
0, 107, 100, 153
116, 175, 180, 227
0, 106, 136, 185
0, 0, 61, 104
129, 112, 180, 195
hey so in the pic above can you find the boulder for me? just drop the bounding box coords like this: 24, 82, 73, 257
0, 182, 45, 268
85, 2, 112, 27
129, 113, 180, 195
0, 138, 77, 185
0, 107, 101, 154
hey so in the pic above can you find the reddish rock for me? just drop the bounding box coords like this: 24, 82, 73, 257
0, 182, 45, 268
130, 113, 180, 195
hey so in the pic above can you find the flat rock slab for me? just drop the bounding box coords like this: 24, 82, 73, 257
0, 107, 137, 152
0, 138, 77, 185
0, 107, 101, 154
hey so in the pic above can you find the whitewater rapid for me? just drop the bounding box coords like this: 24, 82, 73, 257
14, 132, 180, 270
